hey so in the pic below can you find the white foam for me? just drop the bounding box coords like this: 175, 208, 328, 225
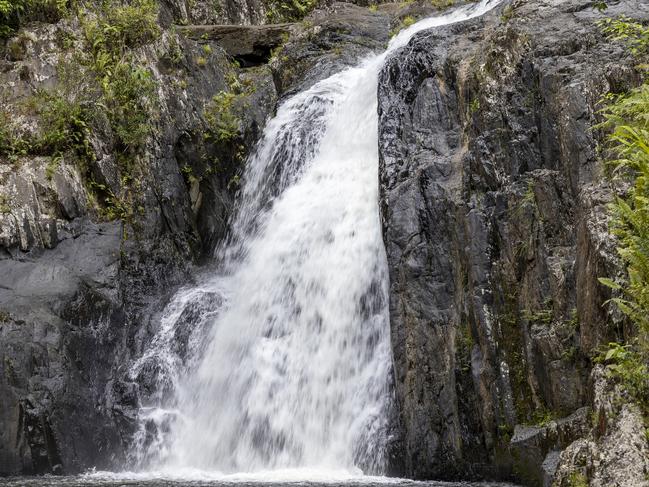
82, 468, 412, 484
126, 0, 504, 477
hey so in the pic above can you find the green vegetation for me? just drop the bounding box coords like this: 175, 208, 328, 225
594, 1, 608, 13
495, 289, 536, 425
80, 0, 159, 154
567, 471, 589, 487
55, 26, 76, 49
430, 0, 454, 9
74, 0, 160, 220
89, 181, 140, 221
597, 85, 649, 334
522, 307, 553, 324
511, 179, 537, 218
0, 110, 31, 162
35, 91, 93, 166
81, 0, 160, 53
268, 33, 290, 64
596, 16, 649, 426
595, 343, 648, 406
265, 0, 317, 23
1, 0, 161, 223
163, 30, 183, 66
107, 63, 156, 155
0, 0, 67, 39
0, 89, 92, 173
527, 407, 560, 427
399, 15, 416, 30
205, 91, 241, 142
500, 5, 515, 24
0, 195, 10, 214
469, 97, 480, 114
598, 15, 649, 57
204, 67, 255, 144
202, 66, 255, 189
455, 324, 473, 374
560, 309, 581, 362
390, 15, 416, 38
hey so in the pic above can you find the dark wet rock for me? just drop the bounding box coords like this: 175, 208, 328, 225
271, 2, 391, 97
0, 9, 278, 475
509, 408, 590, 486
378, 0, 649, 484
0, 225, 125, 473
178, 24, 294, 66
160, 0, 266, 26
541, 451, 560, 487
162, 0, 400, 27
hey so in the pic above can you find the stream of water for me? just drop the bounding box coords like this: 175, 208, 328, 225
120, 0, 504, 481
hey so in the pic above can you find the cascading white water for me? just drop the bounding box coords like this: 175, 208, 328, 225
130, 0, 502, 477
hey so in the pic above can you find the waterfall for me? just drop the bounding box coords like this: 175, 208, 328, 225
129, 0, 502, 477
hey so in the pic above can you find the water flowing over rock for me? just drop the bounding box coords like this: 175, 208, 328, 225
128, 0, 505, 476
2, 0, 649, 484
0, 7, 277, 475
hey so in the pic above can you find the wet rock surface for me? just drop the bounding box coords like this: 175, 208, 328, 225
269, 2, 391, 97
177, 24, 294, 66
0, 0, 394, 477
2, 0, 649, 483
0, 8, 276, 475
378, 0, 649, 484
509, 408, 590, 486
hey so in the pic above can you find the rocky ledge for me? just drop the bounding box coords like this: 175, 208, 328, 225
177, 24, 294, 66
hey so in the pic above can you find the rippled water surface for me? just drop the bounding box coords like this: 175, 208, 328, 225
2, 478, 519, 487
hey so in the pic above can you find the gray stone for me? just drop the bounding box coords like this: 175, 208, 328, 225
509, 408, 590, 486
178, 24, 294, 66
542, 451, 560, 487
553, 366, 649, 487
378, 0, 649, 483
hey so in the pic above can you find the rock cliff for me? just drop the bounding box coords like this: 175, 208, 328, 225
0, 0, 391, 475
1, 0, 648, 485
378, 0, 649, 484
0, 0, 277, 474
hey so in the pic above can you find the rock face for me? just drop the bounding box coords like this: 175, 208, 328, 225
0, 0, 391, 476
2, 0, 649, 483
553, 366, 649, 487
159, 0, 266, 26
0, 8, 276, 475
270, 1, 391, 96
177, 24, 294, 66
378, 0, 649, 484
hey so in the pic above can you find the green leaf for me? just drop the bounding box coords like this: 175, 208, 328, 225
599, 277, 622, 290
